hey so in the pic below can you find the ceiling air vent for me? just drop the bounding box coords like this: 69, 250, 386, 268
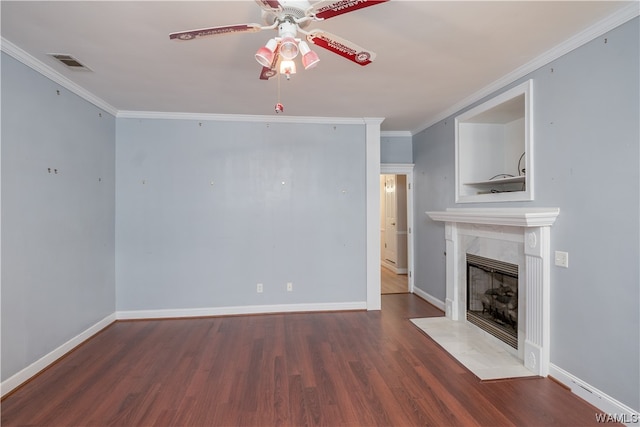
48, 54, 91, 71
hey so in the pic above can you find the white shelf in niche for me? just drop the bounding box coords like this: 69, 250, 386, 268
455, 80, 534, 203
465, 176, 525, 186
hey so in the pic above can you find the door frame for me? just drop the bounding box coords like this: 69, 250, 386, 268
380, 164, 415, 294
381, 174, 399, 269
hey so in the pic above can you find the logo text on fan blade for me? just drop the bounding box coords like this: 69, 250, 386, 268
311, 34, 372, 65
314, 0, 386, 19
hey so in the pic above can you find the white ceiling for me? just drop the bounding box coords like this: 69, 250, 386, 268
1, 1, 635, 133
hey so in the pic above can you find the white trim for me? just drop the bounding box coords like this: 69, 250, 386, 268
412, 287, 446, 312
0, 43, 3, 404
411, 3, 640, 135
380, 163, 415, 293
117, 110, 370, 125
381, 131, 413, 138
365, 118, 384, 310
549, 364, 640, 424
116, 301, 366, 320
454, 79, 534, 204
0, 37, 374, 128
428, 208, 560, 376
381, 163, 415, 175
381, 260, 408, 275
0, 313, 116, 398
0, 37, 118, 117
0, 302, 365, 397
4, 2, 637, 137
427, 208, 560, 228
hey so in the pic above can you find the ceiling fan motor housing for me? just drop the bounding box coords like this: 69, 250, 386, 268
278, 19, 298, 38
262, 0, 312, 28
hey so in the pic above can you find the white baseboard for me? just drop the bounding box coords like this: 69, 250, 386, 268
381, 260, 408, 274
1, 313, 116, 398
116, 301, 367, 320
1, 302, 365, 398
549, 364, 639, 425
412, 287, 446, 312
7, 304, 636, 426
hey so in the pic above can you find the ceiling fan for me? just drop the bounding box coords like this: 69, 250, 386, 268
169, 0, 389, 80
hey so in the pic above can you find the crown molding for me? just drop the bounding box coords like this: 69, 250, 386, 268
381, 131, 412, 138
117, 110, 379, 126
0, 38, 373, 127
4, 1, 637, 136
363, 117, 385, 126
1, 37, 118, 117
411, 2, 640, 135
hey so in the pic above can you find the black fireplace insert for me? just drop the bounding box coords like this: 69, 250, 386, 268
466, 253, 518, 349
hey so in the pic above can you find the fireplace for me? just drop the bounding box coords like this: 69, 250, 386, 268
426, 208, 559, 376
466, 254, 518, 349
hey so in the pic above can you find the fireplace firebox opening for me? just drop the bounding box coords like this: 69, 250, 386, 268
466, 253, 518, 349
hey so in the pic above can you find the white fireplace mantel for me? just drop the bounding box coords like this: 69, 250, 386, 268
427, 207, 559, 377
426, 207, 559, 227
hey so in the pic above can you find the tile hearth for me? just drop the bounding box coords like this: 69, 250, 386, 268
411, 317, 536, 380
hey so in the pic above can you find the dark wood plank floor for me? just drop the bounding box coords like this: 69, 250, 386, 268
2, 294, 613, 426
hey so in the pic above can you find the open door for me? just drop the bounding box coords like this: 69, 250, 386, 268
380, 173, 410, 294
383, 175, 398, 265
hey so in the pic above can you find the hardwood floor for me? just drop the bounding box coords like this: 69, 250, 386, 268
2, 294, 613, 426
381, 266, 408, 294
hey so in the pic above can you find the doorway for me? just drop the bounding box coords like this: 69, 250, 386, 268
380, 164, 414, 295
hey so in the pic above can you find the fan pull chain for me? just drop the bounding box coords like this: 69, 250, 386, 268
275, 70, 284, 113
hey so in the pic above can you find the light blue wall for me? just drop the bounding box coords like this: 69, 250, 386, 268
115, 119, 367, 310
381, 134, 412, 164
412, 18, 639, 410
2, 14, 636, 413
1, 53, 116, 381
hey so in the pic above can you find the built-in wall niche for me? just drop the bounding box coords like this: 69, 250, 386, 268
455, 80, 533, 203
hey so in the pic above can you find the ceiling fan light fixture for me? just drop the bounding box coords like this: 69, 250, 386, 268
255, 38, 278, 67
299, 41, 320, 69
302, 50, 320, 69
279, 37, 299, 60
279, 59, 297, 76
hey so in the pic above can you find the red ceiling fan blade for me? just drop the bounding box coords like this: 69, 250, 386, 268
169, 23, 262, 41
254, 0, 283, 13
259, 44, 281, 80
307, 0, 388, 20
306, 29, 376, 66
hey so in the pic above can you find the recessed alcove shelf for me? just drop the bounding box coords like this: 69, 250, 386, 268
455, 80, 534, 203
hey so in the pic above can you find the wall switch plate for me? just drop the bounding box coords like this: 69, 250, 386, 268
287, 282, 293, 292
555, 251, 569, 268
257, 283, 263, 293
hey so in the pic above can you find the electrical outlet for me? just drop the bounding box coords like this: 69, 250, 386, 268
554, 251, 569, 268
287, 282, 293, 292
257, 283, 263, 293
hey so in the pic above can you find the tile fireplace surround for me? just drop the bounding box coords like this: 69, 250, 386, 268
427, 208, 559, 376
